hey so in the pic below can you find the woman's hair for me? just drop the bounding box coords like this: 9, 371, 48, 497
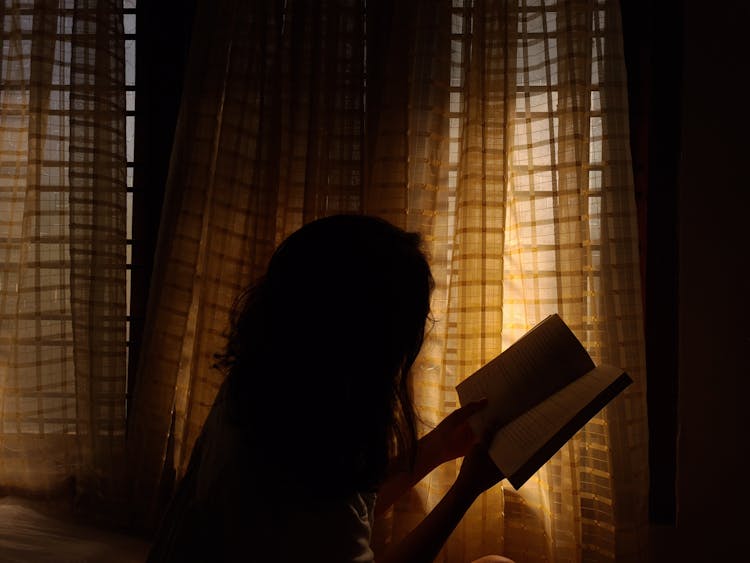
216, 214, 434, 498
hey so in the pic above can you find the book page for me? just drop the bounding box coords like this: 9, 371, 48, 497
456, 314, 596, 439
487, 364, 631, 487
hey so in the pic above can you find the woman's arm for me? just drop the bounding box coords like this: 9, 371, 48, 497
380, 445, 505, 563
375, 399, 487, 515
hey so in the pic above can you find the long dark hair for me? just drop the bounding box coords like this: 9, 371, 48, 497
215, 215, 434, 498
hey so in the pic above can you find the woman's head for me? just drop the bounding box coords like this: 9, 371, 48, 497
219, 215, 433, 496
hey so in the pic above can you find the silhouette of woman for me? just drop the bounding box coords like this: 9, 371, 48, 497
147, 214, 513, 563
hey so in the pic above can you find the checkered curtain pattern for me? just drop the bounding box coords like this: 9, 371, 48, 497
0, 0, 648, 560
0, 0, 127, 500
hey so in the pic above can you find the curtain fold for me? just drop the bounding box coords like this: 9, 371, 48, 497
126, 0, 648, 560
0, 0, 127, 503
126, 0, 280, 523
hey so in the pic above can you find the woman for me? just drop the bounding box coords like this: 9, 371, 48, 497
147, 214, 513, 562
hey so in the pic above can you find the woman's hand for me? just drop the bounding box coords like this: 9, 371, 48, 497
454, 444, 505, 500
380, 439, 509, 563
376, 398, 490, 516
418, 398, 488, 471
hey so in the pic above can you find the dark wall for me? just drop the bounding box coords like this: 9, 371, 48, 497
623, 2, 750, 560
673, 1, 750, 559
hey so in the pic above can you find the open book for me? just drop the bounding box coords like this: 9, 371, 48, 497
455, 314, 632, 489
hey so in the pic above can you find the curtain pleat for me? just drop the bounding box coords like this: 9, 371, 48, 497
126, 0, 648, 560
126, 0, 279, 523
596, 1, 649, 558
69, 0, 128, 501
440, 3, 517, 559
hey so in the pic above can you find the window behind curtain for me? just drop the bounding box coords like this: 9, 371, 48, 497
124, 0, 135, 403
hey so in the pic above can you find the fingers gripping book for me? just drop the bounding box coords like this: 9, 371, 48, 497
456, 314, 633, 489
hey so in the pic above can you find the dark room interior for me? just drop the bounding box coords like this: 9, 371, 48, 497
135, 3, 750, 556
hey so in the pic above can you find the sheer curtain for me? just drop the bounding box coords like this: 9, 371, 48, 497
0, 0, 127, 504
127, 0, 648, 560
